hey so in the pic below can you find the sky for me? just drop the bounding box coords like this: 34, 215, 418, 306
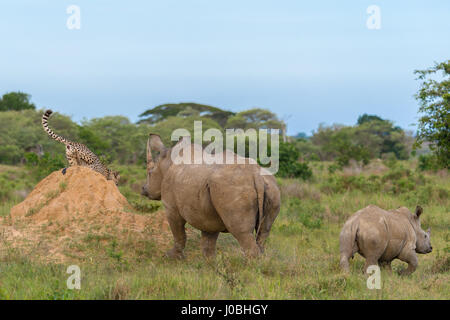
0, 1, 449, 135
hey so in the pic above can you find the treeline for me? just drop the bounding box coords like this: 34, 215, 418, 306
0, 97, 302, 176
0, 98, 286, 164
292, 114, 415, 166
1, 58, 448, 181
0, 108, 149, 165
0, 98, 413, 179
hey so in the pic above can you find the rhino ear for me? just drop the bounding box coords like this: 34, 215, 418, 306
149, 134, 166, 153
427, 227, 431, 235
415, 205, 423, 218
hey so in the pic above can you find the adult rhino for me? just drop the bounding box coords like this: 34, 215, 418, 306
340, 205, 432, 275
141, 134, 281, 259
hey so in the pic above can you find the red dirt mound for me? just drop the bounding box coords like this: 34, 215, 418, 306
0, 166, 170, 263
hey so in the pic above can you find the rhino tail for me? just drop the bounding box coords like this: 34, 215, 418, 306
339, 219, 359, 272
254, 172, 265, 238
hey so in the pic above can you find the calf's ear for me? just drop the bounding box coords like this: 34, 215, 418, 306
415, 205, 423, 218
427, 228, 431, 235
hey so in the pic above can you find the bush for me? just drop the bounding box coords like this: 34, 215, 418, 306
0, 145, 22, 164
383, 152, 398, 169
24, 152, 66, 180
320, 166, 427, 195
283, 198, 324, 229
327, 163, 340, 174
417, 154, 441, 171
404, 184, 449, 206
274, 223, 304, 236
279, 180, 321, 201
278, 161, 312, 180
129, 198, 161, 213
0, 168, 34, 202
276, 142, 312, 180
335, 144, 370, 167
320, 175, 381, 194
381, 166, 426, 194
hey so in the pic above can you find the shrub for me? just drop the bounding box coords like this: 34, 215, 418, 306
320, 175, 381, 194
277, 142, 312, 180
327, 163, 340, 174
0, 145, 22, 164
320, 166, 427, 195
417, 154, 441, 171
404, 184, 449, 206
129, 198, 161, 213
24, 152, 66, 180
0, 167, 35, 202
279, 180, 321, 201
274, 223, 304, 236
383, 152, 398, 169
283, 198, 324, 229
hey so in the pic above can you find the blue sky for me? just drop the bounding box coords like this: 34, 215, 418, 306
0, 1, 449, 135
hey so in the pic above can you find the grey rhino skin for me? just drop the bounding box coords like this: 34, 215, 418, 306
142, 134, 281, 259
340, 205, 432, 275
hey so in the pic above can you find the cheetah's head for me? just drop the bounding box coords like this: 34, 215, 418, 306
108, 170, 120, 186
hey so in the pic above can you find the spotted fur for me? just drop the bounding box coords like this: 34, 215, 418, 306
42, 110, 120, 185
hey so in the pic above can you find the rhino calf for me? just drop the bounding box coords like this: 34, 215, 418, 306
340, 205, 432, 275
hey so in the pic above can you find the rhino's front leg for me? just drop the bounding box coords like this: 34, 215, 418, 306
165, 209, 186, 259
201, 231, 219, 258
379, 261, 392, 274
398, 250, 418, 276
363, 257, 380, 274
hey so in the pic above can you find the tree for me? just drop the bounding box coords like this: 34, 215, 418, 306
414, 60, 450, 168
357, 114, 383, 125
0, 92, 36, 111
149, 115, 222, 146
81, 116, 149, 164
138, 103, 234, 127
292, 138, 321, 161
354, 116, 410, 160
307, 116, 411, 165
0, 109, 79, 164
294, 132, 308, 139
225, 108, 285, 131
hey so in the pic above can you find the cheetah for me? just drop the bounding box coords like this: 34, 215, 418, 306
42, 109, 120, 185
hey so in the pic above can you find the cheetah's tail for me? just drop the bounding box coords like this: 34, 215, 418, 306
42, 109, 70, 144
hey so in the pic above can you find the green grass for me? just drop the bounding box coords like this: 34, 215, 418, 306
0, 161, 448, 299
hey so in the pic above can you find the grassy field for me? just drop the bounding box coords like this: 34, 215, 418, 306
0, 160, 448, 299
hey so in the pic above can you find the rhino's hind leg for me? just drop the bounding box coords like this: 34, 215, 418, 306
218, 209, 261, 257
234, 232, 261, 258
339, 241, 358, 273
165, 211, 187, 259
201, 231, 219, 258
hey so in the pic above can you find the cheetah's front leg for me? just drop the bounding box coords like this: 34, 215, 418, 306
63, 149, 80, 175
